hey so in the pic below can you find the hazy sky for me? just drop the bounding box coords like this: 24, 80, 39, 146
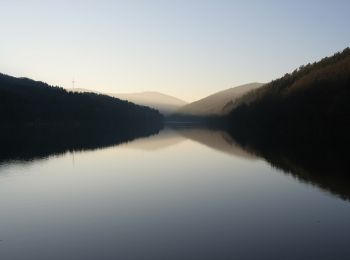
1, 0, 349, 101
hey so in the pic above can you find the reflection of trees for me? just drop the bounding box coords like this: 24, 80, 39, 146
229, 129, 350, 202
0, 124, 161, 164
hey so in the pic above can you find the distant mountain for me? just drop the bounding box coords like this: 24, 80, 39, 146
109, 91, 188, 115
68, 89, 188, 115
0, 73, 163, 131
175, 83, 264, 116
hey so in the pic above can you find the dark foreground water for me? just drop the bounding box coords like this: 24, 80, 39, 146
0, 128, 349, 260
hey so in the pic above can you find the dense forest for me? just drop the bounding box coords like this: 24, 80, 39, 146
227, 48, 350, 146
0, 73, 164, 129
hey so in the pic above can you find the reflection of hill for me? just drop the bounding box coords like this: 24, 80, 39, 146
0, 125, 161, 164
122, 129, 186, 151
175, 128, 257, 160
229, 130, 350, 201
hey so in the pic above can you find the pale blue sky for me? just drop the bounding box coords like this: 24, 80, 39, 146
1, 0, 349, 101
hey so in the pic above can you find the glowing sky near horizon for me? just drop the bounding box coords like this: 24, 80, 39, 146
1, 0, 349, 101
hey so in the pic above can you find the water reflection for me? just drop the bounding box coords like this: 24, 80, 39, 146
0, 125, 162, 164
130, 126, 350, 202
0, 126, 350, 260
227, 128, 350, 202
122, 128, 186, 151
177, 127, 350, 202
0, 125, 349, 202
175, 128, 257, 160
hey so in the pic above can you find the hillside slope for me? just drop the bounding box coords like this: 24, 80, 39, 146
228, 47, 350, 147
176, 83, 264, 116
0, 74, 163, 129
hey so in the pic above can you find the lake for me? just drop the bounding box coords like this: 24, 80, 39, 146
0, 127, 349, 260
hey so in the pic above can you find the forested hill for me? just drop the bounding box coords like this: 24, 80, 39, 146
225, 48, 350, 189
0, 73, 163, 128
227, 47, 350, 144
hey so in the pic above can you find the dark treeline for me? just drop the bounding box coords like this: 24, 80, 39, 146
227, 48, 350, 151
0, 73, 164, 129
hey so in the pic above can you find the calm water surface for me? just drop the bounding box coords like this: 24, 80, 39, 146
0, 128, 349, 260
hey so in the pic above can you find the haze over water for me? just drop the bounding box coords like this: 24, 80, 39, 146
0, 128, 349, 260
